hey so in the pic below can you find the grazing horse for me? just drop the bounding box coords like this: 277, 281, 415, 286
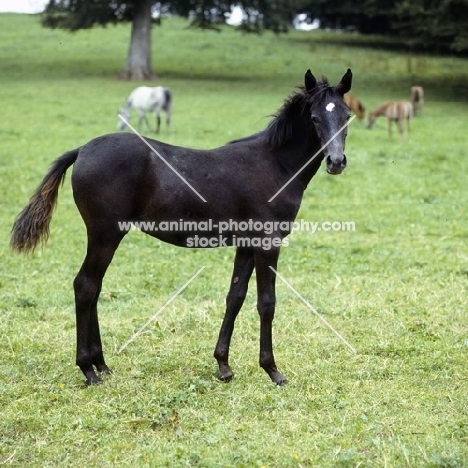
411, 86, 424, 116
343, 93, 365, 121
117, 86, 172, 134
367, 101, 413, 140
11, 69, 352, 386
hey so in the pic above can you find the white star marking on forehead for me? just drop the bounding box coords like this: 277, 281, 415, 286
326, 102, 335, 112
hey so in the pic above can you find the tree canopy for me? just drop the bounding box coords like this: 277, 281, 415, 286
41, 0, 468, 80
41, 0, 299, 79
297, 0, 468, 54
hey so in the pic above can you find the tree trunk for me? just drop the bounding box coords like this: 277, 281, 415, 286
120, 0, 156, 80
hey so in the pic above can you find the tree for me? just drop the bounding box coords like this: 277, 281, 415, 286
122, 0, 153, 80
41, 0, 298, 80
43, 0, 156, 80
296, 0, 398, 34
394, 0, 468, 53
298, 0, 468, 54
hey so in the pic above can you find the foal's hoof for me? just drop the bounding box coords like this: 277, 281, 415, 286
85, 370, 103, 386
217, 363, 234, 382
97, 365, 113, 375
218, 372, 233, 383
270, 371, 288, 386
85, 376, 103, 386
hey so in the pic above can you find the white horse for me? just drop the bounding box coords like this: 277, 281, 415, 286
118, 86, 172, 134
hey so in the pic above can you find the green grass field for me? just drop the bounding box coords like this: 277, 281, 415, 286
1, 13, 468, 467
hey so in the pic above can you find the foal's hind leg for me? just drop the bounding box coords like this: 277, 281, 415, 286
74, 233, 124, 384
165, 110, 171, 134
154, 110, 161, 134
153, 104, 163, 134
214, 248, 254, 382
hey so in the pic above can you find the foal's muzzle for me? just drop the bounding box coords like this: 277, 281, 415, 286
326, 154, 347, 175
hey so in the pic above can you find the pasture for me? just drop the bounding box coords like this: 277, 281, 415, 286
1, 13, 468, 467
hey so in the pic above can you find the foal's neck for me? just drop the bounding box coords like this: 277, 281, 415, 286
273, 133, 324, 190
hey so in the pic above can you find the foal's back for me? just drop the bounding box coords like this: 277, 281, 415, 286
386, 101, 413, 120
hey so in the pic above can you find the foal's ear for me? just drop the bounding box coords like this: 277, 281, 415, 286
335, 68, 352, 96
305, 69, 317, 92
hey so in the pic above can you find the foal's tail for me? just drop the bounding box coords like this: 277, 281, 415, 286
10, 148, 80, 254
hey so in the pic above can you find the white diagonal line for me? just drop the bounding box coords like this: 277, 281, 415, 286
268, 115, 355, 202
118, 266, 206, 353
118, 114, 207, 203
269, 266, 356, 353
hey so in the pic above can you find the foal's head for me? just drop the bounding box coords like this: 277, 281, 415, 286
265, 69, 352, 175
303, 69, 352, 175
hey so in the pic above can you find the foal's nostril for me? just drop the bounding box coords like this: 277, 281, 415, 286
326, 154, 347, 168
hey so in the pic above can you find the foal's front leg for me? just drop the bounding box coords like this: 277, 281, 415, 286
214, 248, 254, 382
138, 112, 152, 133
254, 248, 287, 385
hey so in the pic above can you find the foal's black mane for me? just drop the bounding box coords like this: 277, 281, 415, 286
229, 78, 339, 150
264, 78, 338, 150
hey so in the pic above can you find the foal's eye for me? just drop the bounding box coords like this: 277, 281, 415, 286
311, 115, 319, 124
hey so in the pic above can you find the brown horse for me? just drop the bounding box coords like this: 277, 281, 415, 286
343, 93, 365, 121
11, 69, 352, 386
411, 86, 424, 116
367, 101, 413, 140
